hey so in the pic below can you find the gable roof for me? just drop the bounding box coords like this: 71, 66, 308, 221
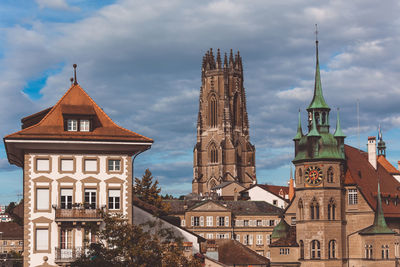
345, 145, 400, 218
377, 155, 400, 175
242, 184, 289, 201
5, 84, 153, 143
211, 181, 246, 190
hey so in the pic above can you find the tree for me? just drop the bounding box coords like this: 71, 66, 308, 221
72, 213, 201, 267
133, 169, 169, 212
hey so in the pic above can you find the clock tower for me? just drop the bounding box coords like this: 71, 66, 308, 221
292, 37, 346, 266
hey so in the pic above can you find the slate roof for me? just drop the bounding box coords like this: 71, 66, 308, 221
5, 84, 153, 143
165, 200, 282, 216
344, 145, 400, 218
209, 239, 270, 266
0, 222, 23, 240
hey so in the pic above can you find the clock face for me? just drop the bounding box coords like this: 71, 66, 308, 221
305, 166, 323, 186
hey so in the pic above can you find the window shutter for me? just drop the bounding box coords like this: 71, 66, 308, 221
249, 235, 253, 245
191, 216, 194, 226
36, 229, 49, 250
216, 216, 219, 226
36, 188, 49, 210
200, 216, 204, 227
36, 159, 50, 172
225, 216, 229, 227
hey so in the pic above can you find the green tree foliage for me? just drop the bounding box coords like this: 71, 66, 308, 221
72, 213, 201, 267
133, 169, 169, 212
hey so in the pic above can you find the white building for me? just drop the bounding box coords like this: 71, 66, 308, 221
240, 184, 290, 209
4, 76, 153, 267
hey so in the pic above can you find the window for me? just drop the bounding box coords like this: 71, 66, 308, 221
108, 159, 121, 172
269, 220, 275, 226
298, 199, 304, 221
328, 240, 336, 259
84, 159, 97, 172
348, 189, 358, 205
216, 233, 227, 239
244, 234, 253, 245
209, 95, 217, 127
310, 198, 320, 220
298, 168, 302, 184
192, 216, 200, 226
365, 244, 373, 259
60, 159, 74, 172
60, 228, 72, 250
279, 248, 290, 255
300, 240, 304, 259
19, 241, 23, 246
235, 234, 240, 242
244, 220, 249, 227
382, 245, 389, 259
84, 189, 97, 209
218, 216, 225, 226
67, 119, 77, 131
181, 219, 185, 227
108, 189, 120, 210
210, 144, 218, 164
256, 235, 263, 245
273, 200, 278, 206
36, 188, 49, 211
36, 158, 50, 172
80, 120, 90, 132
206, 216, 213, 226
311, 240, 321, 259
328, 198, 336, 220
327, 167, 334, 183
257, 220, 262, 226
225, 216, 229, 227
35, 228, 49, 251
267, 234, 271, 245
60, 189, 73, 209
206, 233, 213, 239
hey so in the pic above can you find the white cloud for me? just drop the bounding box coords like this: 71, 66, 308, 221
35, 0, 79, 11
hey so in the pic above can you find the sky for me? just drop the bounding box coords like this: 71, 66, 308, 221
1, 0, 400, 203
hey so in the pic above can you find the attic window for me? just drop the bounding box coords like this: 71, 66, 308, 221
67, 119, 77, 131
66, 119, 91, 132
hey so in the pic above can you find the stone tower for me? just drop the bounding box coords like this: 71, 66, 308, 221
292, 39, 347, 265
192, 49, 256, 195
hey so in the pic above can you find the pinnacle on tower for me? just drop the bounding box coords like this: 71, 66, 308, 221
223, 52, 228, 68
334, 109, 346, 138
308, 111, 320, 137
229, 49, 234, 68
216, 48, 222, 69
294, 109, 303, 140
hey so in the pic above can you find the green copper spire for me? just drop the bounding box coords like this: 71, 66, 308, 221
307, 110, 320, 137
334, 109, 346, 138
307, 34, 330, 111
360, 181, 394, 235
294, 109, 303, 140
271, 215, 290, 239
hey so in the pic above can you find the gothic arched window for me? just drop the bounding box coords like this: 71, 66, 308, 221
311, 240, 321, 259
209, 95, 217, 127
210, 143, 218, 164
327, 167, 334, 183
310, 198, 319, 220
328, 198, 336, 220
233, 93, 240, 128
298, 168, 303, 184
298, 199, 304, 221
328, 240, 336, 259
300, 240, 304, 259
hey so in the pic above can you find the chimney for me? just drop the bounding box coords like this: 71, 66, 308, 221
368, 136, 377, 169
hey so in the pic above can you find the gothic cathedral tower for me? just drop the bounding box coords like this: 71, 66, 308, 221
293, 38, 347, 266
192, 49, 256, 195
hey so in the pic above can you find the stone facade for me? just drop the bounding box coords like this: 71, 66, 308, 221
193, 49, 256, 195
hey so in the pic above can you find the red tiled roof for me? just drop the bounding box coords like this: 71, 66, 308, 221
0, 222, 23, 239
257, 184, 289, 199
345, 145, 400, 218
377, 155, 400, 175
5, 84, 153, 143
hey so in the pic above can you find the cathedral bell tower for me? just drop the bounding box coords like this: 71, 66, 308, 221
292, 34, 347, 264
192, 49, 256, 195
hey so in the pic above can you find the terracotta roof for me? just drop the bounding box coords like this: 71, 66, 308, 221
244, 184, 289, 201
270, 226, 298, 247
165, 200, 282, 216
0, 222, 23, 239
344, 145, 400, 218
209, 239, 270, 266
5, 84, 153, 143
377, 155, 400, 175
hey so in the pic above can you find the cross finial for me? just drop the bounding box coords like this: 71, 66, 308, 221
73, 64, 77, 85
315, 24, 318, 42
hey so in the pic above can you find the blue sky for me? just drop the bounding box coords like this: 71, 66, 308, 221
2, 0, 400, 204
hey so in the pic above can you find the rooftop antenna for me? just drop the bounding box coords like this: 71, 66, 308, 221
357, 99, 360, 150
73, 64, 77, 85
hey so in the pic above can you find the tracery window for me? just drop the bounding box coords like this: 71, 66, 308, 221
311, 240, 321, 259
210, 143, 218, 163
328, 240, 336, 259
310, 198, 319, 220
328, 198, 336, 220
298, 199, 304, 221
209, 95, 217, 127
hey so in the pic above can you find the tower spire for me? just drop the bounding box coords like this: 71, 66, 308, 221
308, 110, 320, 137
334, 108, 346, 137
377, 124, 386, 157
289, 166, 295, 201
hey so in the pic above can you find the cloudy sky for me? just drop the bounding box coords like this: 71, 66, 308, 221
1, 0, 400, 203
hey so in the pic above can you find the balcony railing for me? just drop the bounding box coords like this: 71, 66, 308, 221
54, 206, 103, 222
55, 247, 85, 263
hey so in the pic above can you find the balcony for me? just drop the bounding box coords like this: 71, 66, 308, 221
55, 247, 85, 263
54, 206, 103, 222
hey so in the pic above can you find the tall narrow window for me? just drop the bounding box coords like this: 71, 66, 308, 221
209, 96, 217, 127
298, 199, 304, 221
328, 240, 336, 259
108, 189, 120, 210
328, 198, 336, 220
365, 244, 373, 259
310, 198, 319, 220
300, 240, 304, 259
80, 120, 90, 132
36, 228, 49, 251
36, 188, 50, 211
60, 189, 73, 209
348, 189, 358, 205
311, 240, 321, 259
67, 119, 77, 131
210, 144, 218, 163
327, 167, 334, 183
382, 245, 389, 259
84, 189, 97, 209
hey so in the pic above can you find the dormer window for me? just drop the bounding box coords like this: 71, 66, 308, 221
67, 119, 77, 131
80, 120, 90, 132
